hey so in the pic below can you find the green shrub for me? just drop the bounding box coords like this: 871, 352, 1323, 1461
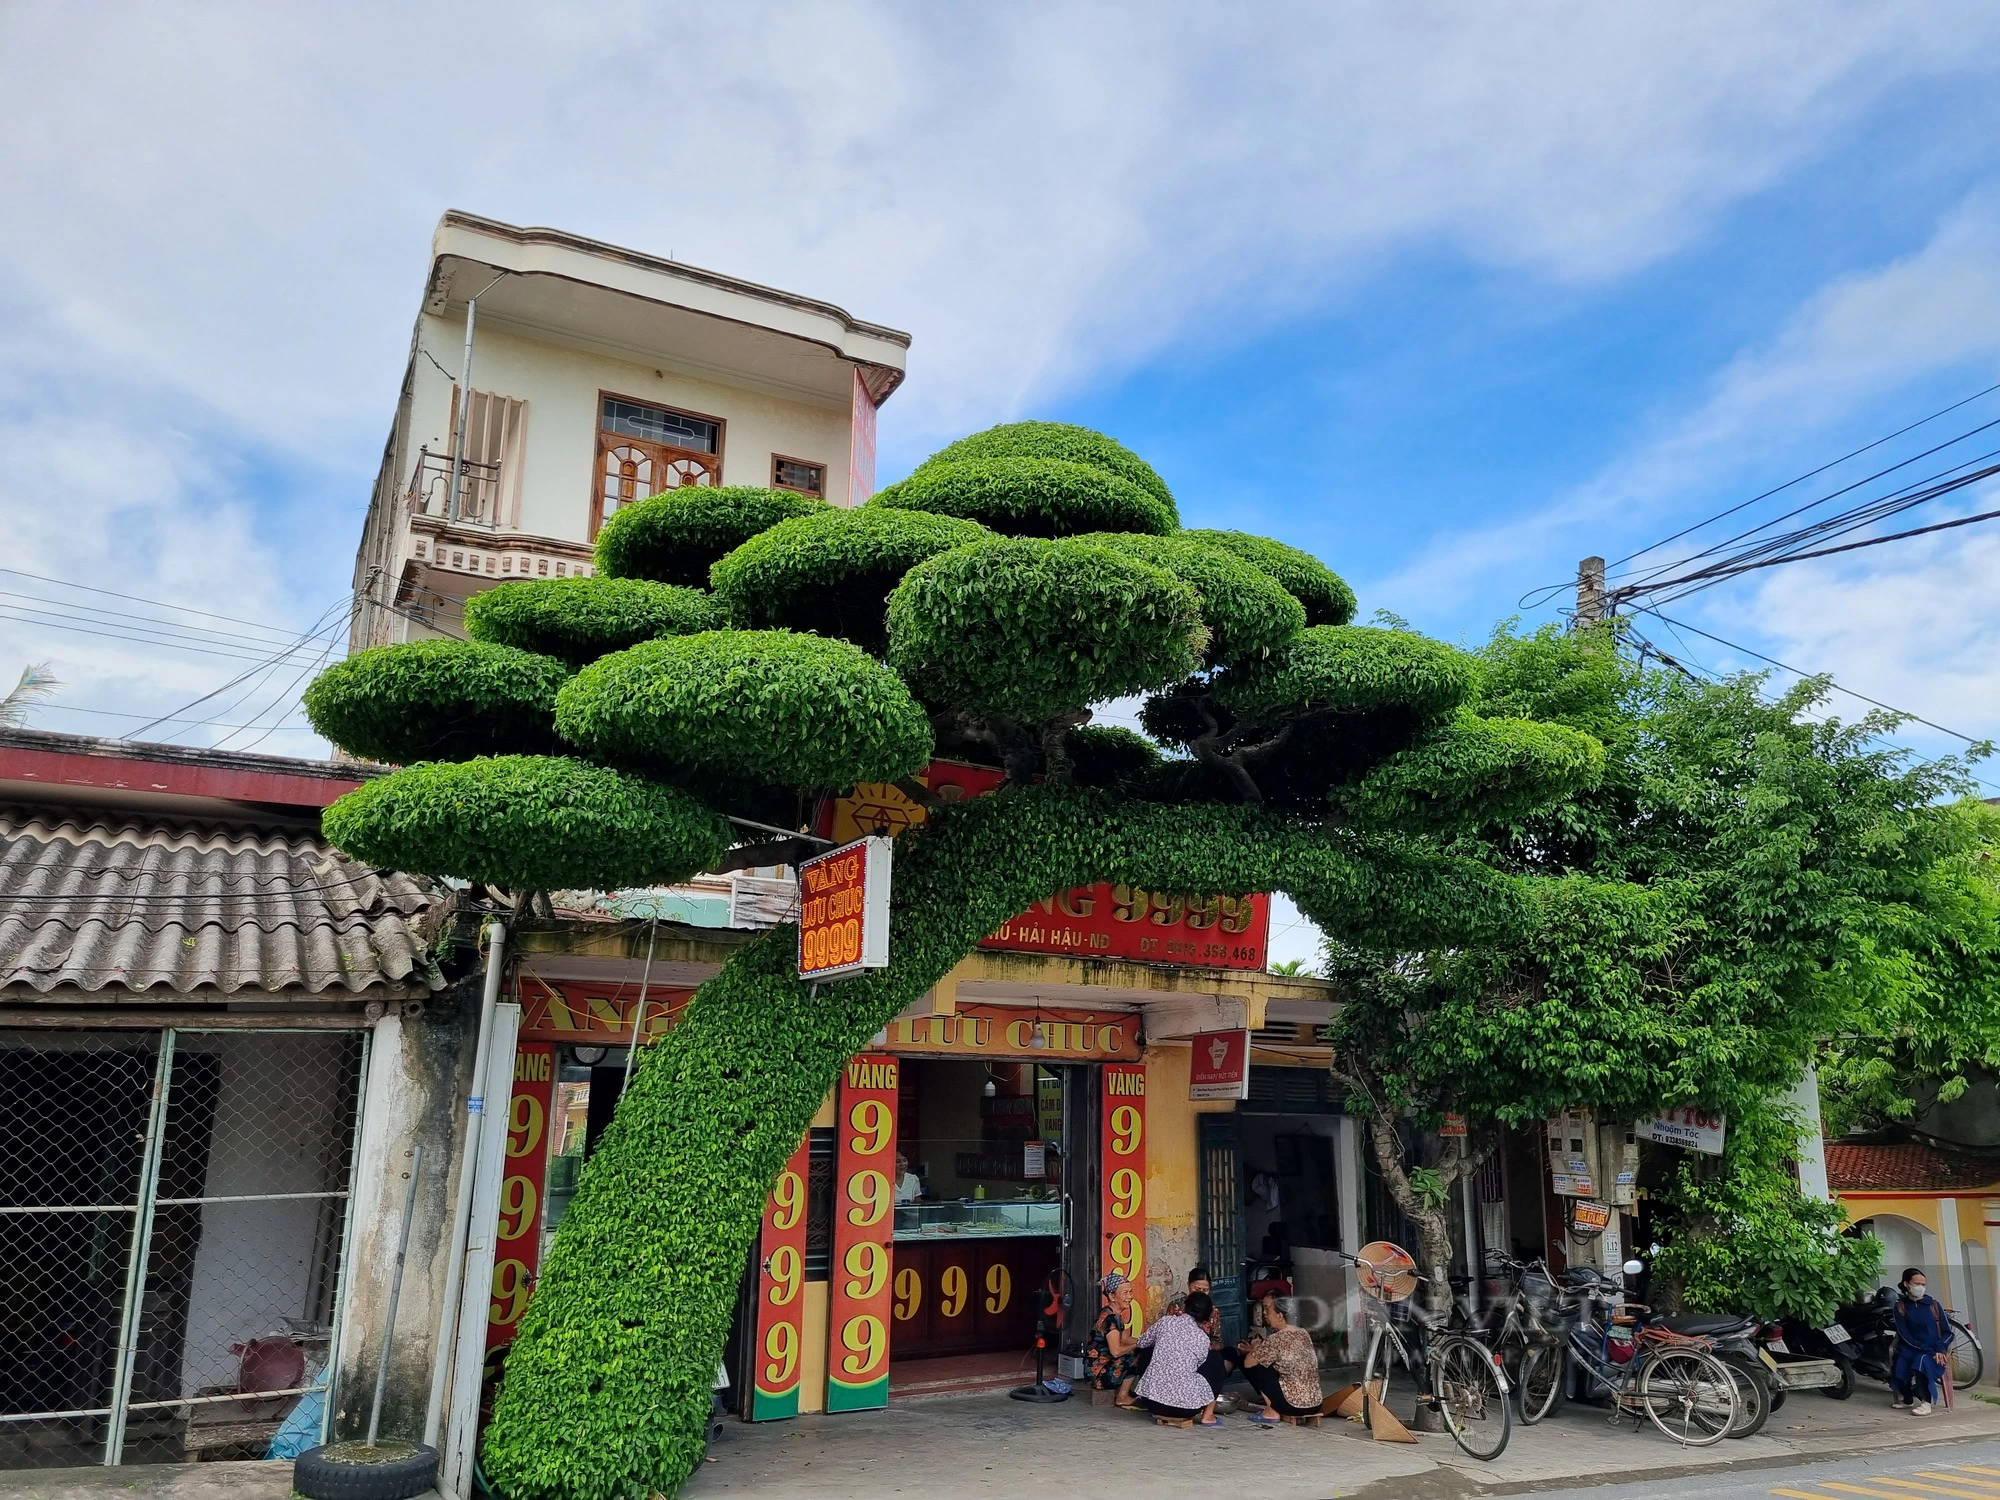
1214, 624, 1473, 728
555, 630, 933, 789
1073, 531, 1304, 662
301, 639, 569, 764
1065, 724, 1163, 788
321, 756, 731, 892
594, 487, 828, 586
1338, 712, 1606, 831
463, 576, 723, 665
886, 537, 1203, 723
872, 457, 1175, 537
1182, 529, 1356, 626
913, 420, 1177, 519
708, 508, 991, 654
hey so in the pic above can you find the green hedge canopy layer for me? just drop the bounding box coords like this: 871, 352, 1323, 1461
302, 638, 571, 764
594, 486, 827, 586
709, 506, 991, 654
463, 575, 723, 665
303, 423, 1614, 1500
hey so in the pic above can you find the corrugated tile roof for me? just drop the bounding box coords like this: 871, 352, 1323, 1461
0, 806, 442, 997
1826, 1141, 2000, 1194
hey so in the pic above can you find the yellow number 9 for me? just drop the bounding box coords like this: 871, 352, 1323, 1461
839, 1315, 886, 1377
488, 1258, 531, 1326
1110, 1230, 1145, 1284
770, 1169, 804, 1231
767, 1244, 802, 1307
843, 1241, 888, 1300
846, 1169, 890, 1226
940, 1263, 968, 1317
848, 1098, 892, 1156
893, 1266, 923, 1322
506, 1093, 545, 1157
984, 1262, 1012, 1314
762, 1322, 798, 1385
1110, 1104, 1143, 1156
1110, 1167, 1143, 1221
497, 1174, 539, 1240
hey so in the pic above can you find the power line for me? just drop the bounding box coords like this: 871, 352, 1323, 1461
1609, 380, 2000, 572
0, 567, 303, 638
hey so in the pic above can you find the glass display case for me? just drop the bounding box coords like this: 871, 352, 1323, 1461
893, 1198, 1063, 1241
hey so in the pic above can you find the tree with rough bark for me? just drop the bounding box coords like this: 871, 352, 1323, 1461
306, 424, 1601, 1500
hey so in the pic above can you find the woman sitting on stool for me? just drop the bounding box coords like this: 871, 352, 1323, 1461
1135, 1292, 1220, 1426
1241, 1294, 1323, 1423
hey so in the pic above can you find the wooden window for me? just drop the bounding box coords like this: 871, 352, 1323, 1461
771, 455, 826, 498
591, 395, 722, 536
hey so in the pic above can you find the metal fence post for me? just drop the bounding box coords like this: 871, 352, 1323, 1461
320, 1026, 375, 1443
103, 1030, 176, 1465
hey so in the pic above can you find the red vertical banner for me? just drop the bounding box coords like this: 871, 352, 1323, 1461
828, 1054, 898, 1411
487, 1043, 555, 1349
750, 1133, 812, 1420
1101, 1062, 1148, 1333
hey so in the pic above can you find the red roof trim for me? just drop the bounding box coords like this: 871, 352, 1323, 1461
0, 744, 365, 810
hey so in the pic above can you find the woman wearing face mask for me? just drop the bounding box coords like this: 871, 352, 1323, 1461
1891, 1268, 1953, 1415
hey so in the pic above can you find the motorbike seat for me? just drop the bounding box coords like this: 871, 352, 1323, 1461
1653, 1313, 1754, 1337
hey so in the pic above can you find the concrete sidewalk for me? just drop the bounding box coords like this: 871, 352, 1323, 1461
7, 1385, 2000, 1500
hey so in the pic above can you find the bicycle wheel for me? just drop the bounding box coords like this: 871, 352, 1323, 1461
1517, 1343, 1566, 1424
1951, 1320, 1984, 1388
1431, 1336, 1511, 1461
1639, 1347, 1738, 1447
1720, 1356, 1770, 1439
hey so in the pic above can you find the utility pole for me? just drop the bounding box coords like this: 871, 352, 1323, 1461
1573, 556, 1607, 629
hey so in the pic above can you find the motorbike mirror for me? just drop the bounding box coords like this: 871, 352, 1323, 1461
1623, 1259, 1646, 1277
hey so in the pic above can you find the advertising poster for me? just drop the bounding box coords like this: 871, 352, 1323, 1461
827, 1054, 899, 1411
1100, 1062, 1148, 1332
750, 1134, 812, 1419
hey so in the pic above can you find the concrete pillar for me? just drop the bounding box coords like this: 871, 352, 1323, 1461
1789, 1062, 1831, 1202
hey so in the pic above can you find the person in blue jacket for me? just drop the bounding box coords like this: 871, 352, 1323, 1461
1891, 1267, 1954, 1415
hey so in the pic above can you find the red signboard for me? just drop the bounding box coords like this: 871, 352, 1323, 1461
486, 1043, 554, 1350
982, 886, 1269, 969
750, 1134, 812, 1419
1100, 1062, 1148, 1332
828, 1054, 899, 1411
516, 977, 694, 1045
1188, 1029, 1250, 1101
799, 837, 892, 981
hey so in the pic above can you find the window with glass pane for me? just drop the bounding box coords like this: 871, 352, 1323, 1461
772, 457, 826, 497
601, 398, 717, 454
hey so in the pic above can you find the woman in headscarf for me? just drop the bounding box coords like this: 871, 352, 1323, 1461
1086, 1271, 1145, 1406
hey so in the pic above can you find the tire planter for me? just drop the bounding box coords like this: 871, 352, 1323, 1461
293, 1440, 439, 1500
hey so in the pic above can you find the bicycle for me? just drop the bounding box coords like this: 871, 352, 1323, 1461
1343, 1243, 1512, 1462
1477, 1255, 1574, 1425
1519, 1265, 1739, 1446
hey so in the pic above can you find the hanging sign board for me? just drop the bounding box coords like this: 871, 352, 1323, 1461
883, 1004, 1141, 1062
750, 1133, 812, 1420
827, 1054, 899, 1412
798, 836, 892, 981
1101, 1062, 1148, 1332
1440, 1112, 1468, 1139
1188, 1029, 1250, 1101
1567, 1199, 1613, 1238
1634, 1108, 1727, 1155
485, 1043, 554, 1352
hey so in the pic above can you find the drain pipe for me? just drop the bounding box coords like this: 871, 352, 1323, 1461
424, 915, 507, 1448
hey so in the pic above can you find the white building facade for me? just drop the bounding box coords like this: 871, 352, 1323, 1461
351, 212, 911, 650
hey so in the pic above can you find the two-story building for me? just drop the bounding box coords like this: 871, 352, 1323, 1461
349, 211, 911, 648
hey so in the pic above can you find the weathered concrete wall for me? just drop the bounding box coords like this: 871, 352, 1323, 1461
331, 990, 476, 1441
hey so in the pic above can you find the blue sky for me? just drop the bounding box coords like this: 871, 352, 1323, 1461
4, 4, 2000, 961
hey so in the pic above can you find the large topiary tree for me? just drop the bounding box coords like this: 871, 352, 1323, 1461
306, 427, 1601, 1500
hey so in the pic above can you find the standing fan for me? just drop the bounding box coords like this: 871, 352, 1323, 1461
1010, 1268, 1074, 1403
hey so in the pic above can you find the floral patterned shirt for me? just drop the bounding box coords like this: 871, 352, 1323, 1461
1135, 1312, 1215, 1410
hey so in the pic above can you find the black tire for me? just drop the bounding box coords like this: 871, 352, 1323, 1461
1517, 1344, 1566, 1424
294, 1441, 439, 1500
1721, 1358, 1771, 1439
1821, 1357, 1855, 1400
1769, 1386, 1786, 1411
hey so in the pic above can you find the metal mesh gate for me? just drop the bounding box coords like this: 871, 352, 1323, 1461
0, 1027, 369, 1468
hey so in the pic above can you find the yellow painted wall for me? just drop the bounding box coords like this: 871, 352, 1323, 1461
1140, 1042, 1237, 1322
797, 1281, 830, 1414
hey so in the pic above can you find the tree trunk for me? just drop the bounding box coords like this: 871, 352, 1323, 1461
482, 789, 1524, 1500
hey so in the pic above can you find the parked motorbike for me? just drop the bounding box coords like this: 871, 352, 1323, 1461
1763, 1314, 1858, 1400
1833, 1286, 1985, 1392
1645, 1307, 1774, 1438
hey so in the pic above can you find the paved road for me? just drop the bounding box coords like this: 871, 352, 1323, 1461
1486, 1434, 2000, 1500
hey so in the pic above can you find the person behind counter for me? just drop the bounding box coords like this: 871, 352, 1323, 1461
1136, 1292, 1220, 1427
1087, 1272, 1145, 1406
894, 1151, 924, 1204
1240, 1293, 1323, 1423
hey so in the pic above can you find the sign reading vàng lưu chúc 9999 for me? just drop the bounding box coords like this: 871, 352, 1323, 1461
798, 835, 892, 980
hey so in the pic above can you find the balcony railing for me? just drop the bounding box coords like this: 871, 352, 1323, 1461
406, 446, 505, 527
